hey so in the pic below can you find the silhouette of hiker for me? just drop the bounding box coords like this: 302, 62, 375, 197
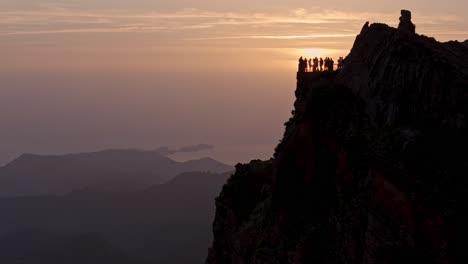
298, 57, 305, 72
313, 57, 319, 72
308, 58, 312, 72
338, 57, 344, 69
320, 58, 324, 71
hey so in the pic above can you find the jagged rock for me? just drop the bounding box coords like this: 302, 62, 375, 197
337, 20, 468, 127
207, 12, 467, 264
361, 21, 370, 34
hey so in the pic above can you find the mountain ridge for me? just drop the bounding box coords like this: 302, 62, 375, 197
0, 148, 232, 197
207, 10, 466, 263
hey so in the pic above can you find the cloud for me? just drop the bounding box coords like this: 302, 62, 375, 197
1, 26, 167, 36
187, 34, 355, 41
0, 5, 464, 41
0, 8, 361, 37
177, 144, 215, 153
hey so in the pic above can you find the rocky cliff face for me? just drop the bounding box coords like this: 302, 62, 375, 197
207, 11, 468, 264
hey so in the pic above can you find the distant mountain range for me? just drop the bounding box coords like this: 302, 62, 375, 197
0, 147, 232, 197
0, 171, 230, 264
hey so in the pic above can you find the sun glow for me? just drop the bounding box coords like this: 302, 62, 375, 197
298, 48, 333, 59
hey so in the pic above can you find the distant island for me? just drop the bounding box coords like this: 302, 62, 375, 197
153, 144, 215, 156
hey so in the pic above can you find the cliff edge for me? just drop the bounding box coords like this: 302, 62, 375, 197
207, 10, 468, 264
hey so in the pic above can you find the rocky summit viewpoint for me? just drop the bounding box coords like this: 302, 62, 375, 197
207, 10, 468, 264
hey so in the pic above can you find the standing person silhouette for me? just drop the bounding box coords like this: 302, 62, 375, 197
320, 58, 324, 71
308, 58, 312, 72
298, 57, 304, 72
338, 57, 344, 69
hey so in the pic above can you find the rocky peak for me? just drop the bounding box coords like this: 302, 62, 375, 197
337, 14, 468, 127
398, 9, 416, 34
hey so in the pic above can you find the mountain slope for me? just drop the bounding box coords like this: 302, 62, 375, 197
0, 231, 143, 264
0, 171, 230, 264
207, 11, 467, 264
0, 149, 232, 196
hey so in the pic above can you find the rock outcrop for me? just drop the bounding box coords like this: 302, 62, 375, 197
207, 11, 468, 264
398, 10, 416, 34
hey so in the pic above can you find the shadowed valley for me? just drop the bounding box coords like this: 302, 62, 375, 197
0, 147, 232, 264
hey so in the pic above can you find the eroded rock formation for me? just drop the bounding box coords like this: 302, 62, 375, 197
398, 10, 416, 34
207, 11, 468, 264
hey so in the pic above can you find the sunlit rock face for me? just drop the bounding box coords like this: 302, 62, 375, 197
207, 11, 468, 264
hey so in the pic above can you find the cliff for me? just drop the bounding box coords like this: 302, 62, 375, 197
207, 11, 468, 264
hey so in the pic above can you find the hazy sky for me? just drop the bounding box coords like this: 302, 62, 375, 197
0, 0, 467, 164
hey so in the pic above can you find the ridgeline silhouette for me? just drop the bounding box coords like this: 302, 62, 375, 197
207, 10, 468, 263
0, 147, 232, 196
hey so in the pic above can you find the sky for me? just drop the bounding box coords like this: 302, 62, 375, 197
0, 0, 467, 165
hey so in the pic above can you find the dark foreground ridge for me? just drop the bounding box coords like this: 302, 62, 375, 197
207, 10, 468, 263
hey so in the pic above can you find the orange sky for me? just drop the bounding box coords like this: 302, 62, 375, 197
0, 1, 467, 164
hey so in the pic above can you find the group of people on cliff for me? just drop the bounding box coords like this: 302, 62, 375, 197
298, 56, 344, 73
